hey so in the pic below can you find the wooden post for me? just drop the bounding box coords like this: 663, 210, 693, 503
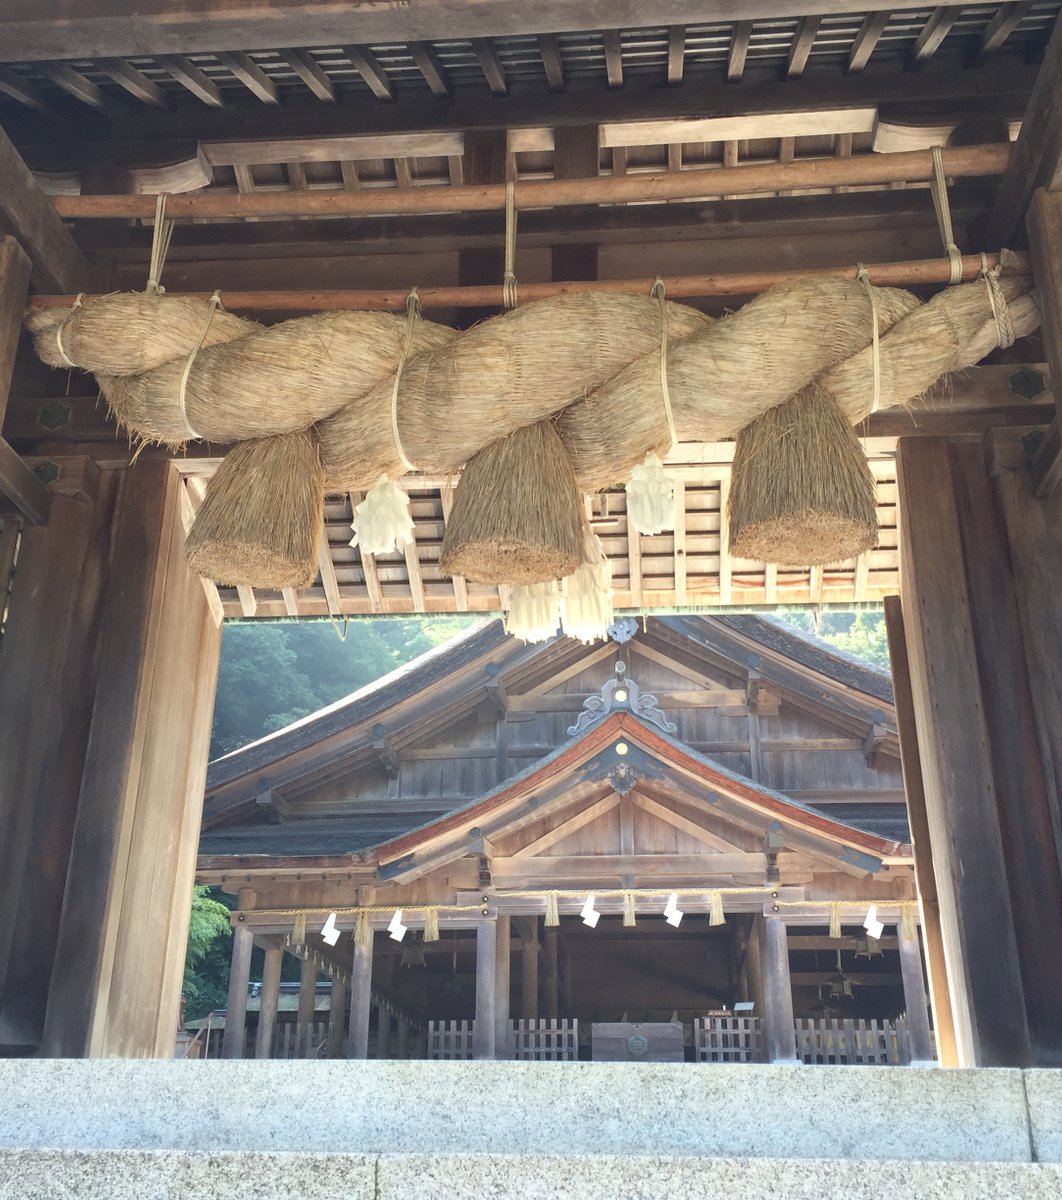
396, 1015, 410, 1060
474, 919, 498, 1059
745, 916, 766, 1024
458, 129, 507, 329
297, 953, 317, 1058
328, 973, 348, 1060
521, 918, 540, 1020
543, 926, 559, 1020
255, 945, 283, 1060
376, 1002, 392, 1059
897, 921, 935, 1065
761, 915, 798, 1064
223, 899, 255, 1060
347, 934, 373, 1060
883, 595, 959, 1067
495, 913, 512, 1058
898, 437, 1034, 1066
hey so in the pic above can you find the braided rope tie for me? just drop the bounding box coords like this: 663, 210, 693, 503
650, 276, 678, 450
980, 252, 1016, 349
930, 146, 964, 286
53, 292, 84, 368
176, 289, 221, 441
390, 288, 421, 473
502, 180, 518, 310
146, 193, 174, 295
855, 264, 881, 414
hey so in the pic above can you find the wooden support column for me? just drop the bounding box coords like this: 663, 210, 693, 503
897, 921, 935, 1065
396, 1015, 410, 1060
543, 926, 559, 1019
223, 893, 256, 1060
347, 934, 373, 1060
0, 456, 222, 1057
745, 916, 766, 1025
897, 437, 1033, 1066
297, 953, 317, 1057
458, 130, 507, 329
760, 915, 798, 1064
551, 125, 600, 283
376, 1002, 392, 1059
495, 914, 511, 1058
328, 973, 348, 1060
521, 918, 539, 1020
883, 595, 959, 1067
473, 919, 498, 1059
255, 945, 283, 1060
1027, 189, 1062, 496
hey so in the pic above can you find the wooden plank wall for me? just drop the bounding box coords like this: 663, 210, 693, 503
897, 435, 1062, 1066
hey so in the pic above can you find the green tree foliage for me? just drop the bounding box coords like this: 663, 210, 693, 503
774, 608, 891, 672
211, 616, 480, 758
183, 886, 234, 1021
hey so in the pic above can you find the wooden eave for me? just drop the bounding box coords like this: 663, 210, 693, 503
368, 709, 907, 881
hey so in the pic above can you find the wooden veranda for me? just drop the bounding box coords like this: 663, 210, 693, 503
0, 1, 1061, 1072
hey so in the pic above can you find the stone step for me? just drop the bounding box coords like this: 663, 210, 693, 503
1, 1149, 1061, 1200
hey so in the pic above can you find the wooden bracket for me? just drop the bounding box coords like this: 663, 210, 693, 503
863, 712, 888, 768
746, 655, 762, 711
0, 439, 52, 524
371, 723, 400, 777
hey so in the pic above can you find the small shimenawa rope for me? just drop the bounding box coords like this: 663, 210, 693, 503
146, 193, 175, 295
53, 292, 84, 367
389, 287, 421, 473
979, 252, 1016, 349
176, 289, 221, 441
650, 276, 678, 450
503, 180, 518, 310
855, 264, 881, 414
930, 146, 964, 285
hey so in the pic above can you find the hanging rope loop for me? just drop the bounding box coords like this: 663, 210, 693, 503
502, 180, 519, 310
389, 287, 421, 473
979, 252, 1016, 349
146, 193, 175, 295
651, 276, 678, 451
176, 289, 222, 441
53, 292, 84, 368
930, 146, 964, 285
855, 263, 881, 415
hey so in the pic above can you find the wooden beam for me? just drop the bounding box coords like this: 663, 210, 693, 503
39, 62, 108, 110
472, 39, 507, 97
1027, 189, 1062, 498
787, 17, 821, 79
98, 59, 166, 106
0, 67, 48, 111
318, 527, 341, 617
912, 8, 959, 65
980, 3, 1034, 57
156, 55, 224, 107
667, 27, 686, 86
603, 30, 624, 90
235, 584, 257, 618
403, 534, 426, 612
537, 33, 564, 92
438, 484, 468, 611
345, 46, 394, 102
848, 12, 889, 74
512, 794, 620, 858
718, 475, 732, 605
410, 42, 449, 97
0, 126, 91, 293
728, 22, 752, 82
215, 51, 279, 105
985, 15, 1062, 247
672, 480, 687, 606
0, 440, 51, 525
281, 49, 335, 102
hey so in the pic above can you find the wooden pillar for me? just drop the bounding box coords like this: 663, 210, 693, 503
745, 916, 766, 1023
255, 945, 283, 1060
0, 457, 224, 1058
495, 914, 512, 1057
521, 918, 540, 1020
473, 919, 498, 1059
396, 1015, 410, 1060
897, 921, 935, 1065
376, 1002, 392, 1059
883, 596, 959, 1066
760, 915, 797, 1064
543, 926, 559, 1020
898, 437, 1042, 1065
223, 897, 255, 1060
297, 953, 317, 1058
458, 130, 508, 328
347, 934, 373, 1060
328, 973, 348, 1060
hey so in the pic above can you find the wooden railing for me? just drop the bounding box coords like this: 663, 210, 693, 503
427, 1020, 475, 1060
794, 1016, 915, 1065
512, 1019, 579, 1061
273, 1017, 331, 1059
694, 1016, 762, 1063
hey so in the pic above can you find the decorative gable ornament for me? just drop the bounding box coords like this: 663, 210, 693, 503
568, 661, 677, 737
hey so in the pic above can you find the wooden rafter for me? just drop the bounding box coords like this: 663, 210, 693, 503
728, 22, 752, 82
787, 16, 821, 79
439, 484, 468, 612
667, 26, 686, 86
280, 48, 335, 101
911, 7, 959, 65
98, 58, 165, 105
980, 3, 1034, 56
472, 38, 507, 96
0, 66, 47, 110
157, 54, 223, 106
537, 33, 564, 92
317, 526, 342, 617
848, 12, 890, 73
215, 51, 278, 104
39, 61, 107, 108
410, 42, 449, 97
603, 29, 623, 89
345, 45, 393, 101
673, 481, 687, 606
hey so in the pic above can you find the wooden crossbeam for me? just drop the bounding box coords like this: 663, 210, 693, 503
0, 66, 47, 110
603, 30, 624, 89
472, 38, 507, 96
980, 2, 1034, 57
848, 12, 890, 74
345, 46, 394, 101
215, 51, 279, 104
410, 42, 449, 96
99, 58, 166, 105
318, 526, 342, 616
537, 33, 564, 92
280, 49, 335, 102
787, 16, 821, 79
728, 22, 752, 82
157, 54, 224, 106
667, 26, 686, 86
40, 61, 108, 109
912, 8, 959, 66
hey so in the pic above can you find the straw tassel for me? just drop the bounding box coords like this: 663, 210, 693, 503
423, 908, 440, 943
292, 913, 306, 945
350, 474, 415, 556
506, 580, 561, 643
625, 452, 675, 536
829, 902, 842, 940
901, 902, 918, 941
623, 892, 637, 927
544, 893, 560, 927
560, 530, 613, 644
354, 912, 372, 948
707, 890, 725, 926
